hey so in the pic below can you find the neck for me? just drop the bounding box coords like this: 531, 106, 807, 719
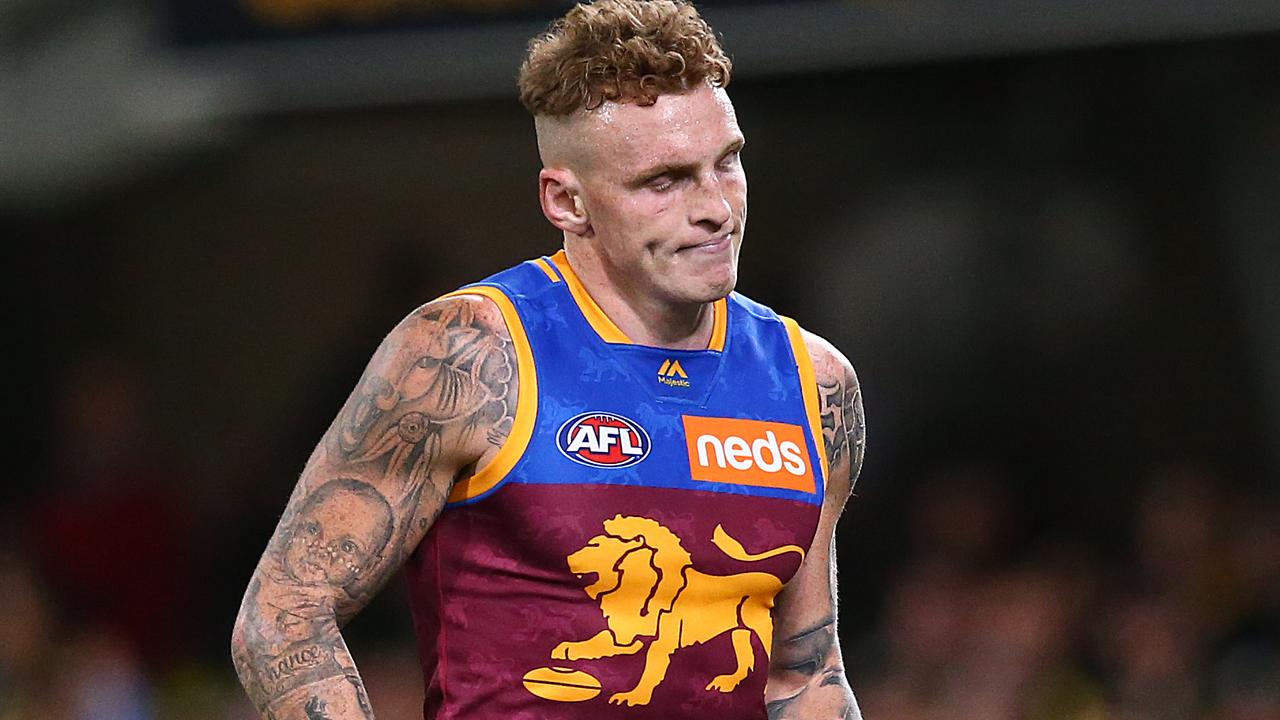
563, 241, 715, 350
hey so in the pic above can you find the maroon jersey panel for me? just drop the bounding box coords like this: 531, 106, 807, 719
405, 482, 821, 720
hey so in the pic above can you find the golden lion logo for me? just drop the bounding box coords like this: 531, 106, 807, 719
547, 515, 805, 706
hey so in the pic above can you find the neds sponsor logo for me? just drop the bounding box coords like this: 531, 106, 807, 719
557, 412, 651, 468
682, 416, 815, 493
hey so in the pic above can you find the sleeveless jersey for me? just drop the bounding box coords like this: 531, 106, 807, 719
404, 251, 828, 720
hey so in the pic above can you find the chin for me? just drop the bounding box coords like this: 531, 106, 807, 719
660, 258, 737, 303
707, 263, 739, 298
693, 273, 736, 303
710, 279, 736, 300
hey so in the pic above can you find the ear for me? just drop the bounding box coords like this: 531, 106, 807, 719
539, 167, 592, 237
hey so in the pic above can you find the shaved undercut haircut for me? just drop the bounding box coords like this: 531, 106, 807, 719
518, 0, 733, 117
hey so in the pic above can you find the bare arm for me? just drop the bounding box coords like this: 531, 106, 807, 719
765, 330, 866, 720
231, 295, 518, 720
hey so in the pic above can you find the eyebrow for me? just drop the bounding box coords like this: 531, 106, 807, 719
628, 136, 745, 186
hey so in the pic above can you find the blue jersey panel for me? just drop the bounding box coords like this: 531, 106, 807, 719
447, 255, 826, 509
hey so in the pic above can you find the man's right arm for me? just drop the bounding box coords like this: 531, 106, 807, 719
231, 294, 518, 719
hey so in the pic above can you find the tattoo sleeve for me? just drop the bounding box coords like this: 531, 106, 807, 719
231, 296, 518, 719
768, 340, 865, 720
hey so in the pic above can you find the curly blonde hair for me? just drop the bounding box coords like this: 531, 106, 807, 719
518, 0, 732, 117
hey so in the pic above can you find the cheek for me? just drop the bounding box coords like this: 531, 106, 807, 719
610, 186, 668, 216
725, 173, 748, 206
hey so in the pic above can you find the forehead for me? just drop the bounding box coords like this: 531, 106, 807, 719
583, 84, 741, 174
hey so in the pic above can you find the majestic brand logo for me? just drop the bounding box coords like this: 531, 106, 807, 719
656, 358, 691, 388
557, 412, 651, 468
681, 416, 815, 493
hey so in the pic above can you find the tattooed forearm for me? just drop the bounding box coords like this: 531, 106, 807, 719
232, 564, 375, 719
233, 296, 519, 719
767, 617, 862, 720
263, 643, 340, 692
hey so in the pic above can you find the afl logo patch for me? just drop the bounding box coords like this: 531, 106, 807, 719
556, 412, 651, 468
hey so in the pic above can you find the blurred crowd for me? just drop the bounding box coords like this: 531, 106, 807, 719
853, 463, 1280, 720
2, 353, 1277, 720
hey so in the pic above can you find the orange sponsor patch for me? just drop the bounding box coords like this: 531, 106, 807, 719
682, 416, 815, 493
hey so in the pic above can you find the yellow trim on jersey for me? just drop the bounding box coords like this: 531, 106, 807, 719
439, 285, 538, 503
532, 257, 561, 283
781, 316, 829, 484
708, 297, 728, 352
550, 249, 730, 351
549, 250, 633, 344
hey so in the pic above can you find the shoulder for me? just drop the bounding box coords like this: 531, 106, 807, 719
787, 322, 865, 498
796, 327, 857, 392
358, 291, 520, 442
384, 292, 515, 352
344, 291, 522, 473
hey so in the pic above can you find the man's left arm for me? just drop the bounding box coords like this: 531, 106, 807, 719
765, 331, 866, 720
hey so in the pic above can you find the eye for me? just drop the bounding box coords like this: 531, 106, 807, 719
717, 149, 741, 171
304, 522, 321, 536
647, 176, 675, 193
340, 540, 358, 554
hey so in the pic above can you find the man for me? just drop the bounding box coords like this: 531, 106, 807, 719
231, 1, 866, 718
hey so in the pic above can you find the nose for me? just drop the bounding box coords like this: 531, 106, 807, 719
690, 174, 732, 231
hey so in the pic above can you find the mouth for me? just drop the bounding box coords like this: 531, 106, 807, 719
678, 231, 733, 254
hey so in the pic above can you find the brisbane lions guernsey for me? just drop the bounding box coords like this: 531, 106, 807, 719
404, 250, 828, 720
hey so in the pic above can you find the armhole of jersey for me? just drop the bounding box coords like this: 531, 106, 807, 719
438, 285, 538, 504
780, 316, 830, 486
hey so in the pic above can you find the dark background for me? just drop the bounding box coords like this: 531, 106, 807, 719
3, 1, 1279, 718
